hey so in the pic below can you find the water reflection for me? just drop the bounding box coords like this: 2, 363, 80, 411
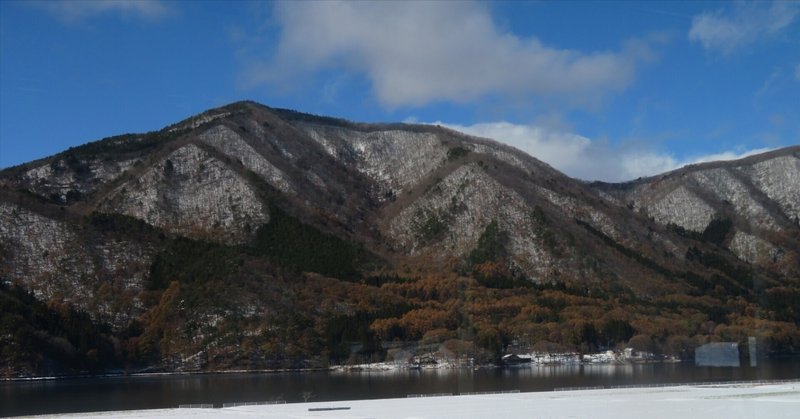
3, 360, 799, 417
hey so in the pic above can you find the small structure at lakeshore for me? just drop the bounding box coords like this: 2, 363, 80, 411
695, 342, 740, 367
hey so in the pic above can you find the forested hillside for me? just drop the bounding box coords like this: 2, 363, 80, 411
2, 101, 798, 376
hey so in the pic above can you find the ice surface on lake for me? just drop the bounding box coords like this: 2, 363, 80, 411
39, 381, 800, 419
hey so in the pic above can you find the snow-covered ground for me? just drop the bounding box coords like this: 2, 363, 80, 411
26, 381, 799, 419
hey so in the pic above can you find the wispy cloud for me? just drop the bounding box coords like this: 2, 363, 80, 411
755, 68, 782, 97
440, 121, 773, 182
245, 1, 655, 109
688, 1, 799, 54
33, 0, 171, 23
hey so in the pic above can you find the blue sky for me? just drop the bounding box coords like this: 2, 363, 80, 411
1, 0, 798, 181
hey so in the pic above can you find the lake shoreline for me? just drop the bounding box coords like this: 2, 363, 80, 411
7, 348, 800, 382
16, 380, 800, 419
1, 346, 687, 382
5, 360, 800, 417
1, 356, 680, 383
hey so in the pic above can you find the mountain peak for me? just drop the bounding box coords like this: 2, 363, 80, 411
2, 103, 798, 375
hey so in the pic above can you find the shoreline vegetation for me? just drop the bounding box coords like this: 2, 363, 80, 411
332, 348, 680, 372
0, 348, 687, 382
15, 344, 800, 382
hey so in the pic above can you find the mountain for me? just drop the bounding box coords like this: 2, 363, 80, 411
1, 101, 798, 376
591, 148, 800, 274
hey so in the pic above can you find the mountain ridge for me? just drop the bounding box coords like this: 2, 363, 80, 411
1, 101, 798, 376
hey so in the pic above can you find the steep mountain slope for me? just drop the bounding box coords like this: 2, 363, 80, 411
591, 147, 800, 277
1, 101, 798, 376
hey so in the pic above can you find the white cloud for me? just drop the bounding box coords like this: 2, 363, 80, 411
688, 1, 799, 54
687, 148, 774, 165
439, 121, 596, 176
35, 0, 170, 23
439, 121, 773, 182
247, 1, 654, 108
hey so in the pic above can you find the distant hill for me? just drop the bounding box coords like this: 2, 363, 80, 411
2, 101, 798, 376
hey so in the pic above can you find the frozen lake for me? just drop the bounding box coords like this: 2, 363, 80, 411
16, 381, 800, 419
3, 360, 800, 417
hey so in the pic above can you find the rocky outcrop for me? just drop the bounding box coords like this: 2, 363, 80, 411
644, 186, 715, 233
388, 163, 528, 256
16, 156, 136, 204
748, 155, 800, 223
300, 124, 449, 197
198, 125, 293, 194
0, 203, 152, 328
0, 203, 94, 297
729, 231, 779, 265
99, 144, 268, 243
